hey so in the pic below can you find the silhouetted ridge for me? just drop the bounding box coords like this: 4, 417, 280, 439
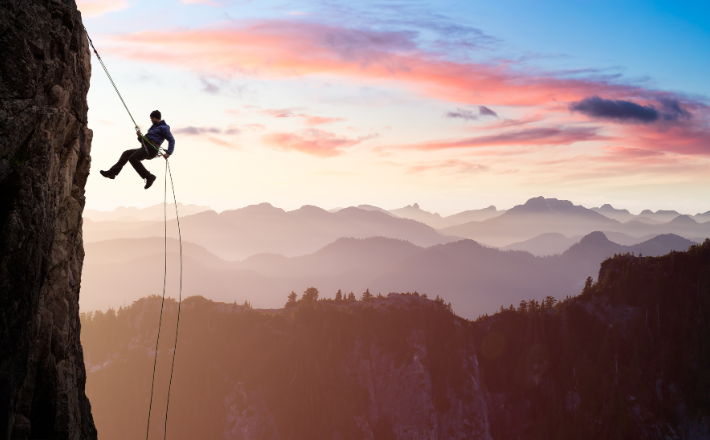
474, 239, 710, 438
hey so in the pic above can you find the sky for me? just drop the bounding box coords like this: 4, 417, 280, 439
78, 0, 710, 215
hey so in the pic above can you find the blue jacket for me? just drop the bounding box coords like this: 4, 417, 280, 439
145, 120, 176, 155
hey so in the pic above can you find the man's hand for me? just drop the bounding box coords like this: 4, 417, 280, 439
163, 153, 171, 160
136, 130, 142, 136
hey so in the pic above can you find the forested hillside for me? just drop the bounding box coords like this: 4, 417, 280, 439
82, 292, 491, 439
474, 240, 710, 439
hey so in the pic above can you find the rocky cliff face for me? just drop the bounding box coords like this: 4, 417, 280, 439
0, 0, 96, 438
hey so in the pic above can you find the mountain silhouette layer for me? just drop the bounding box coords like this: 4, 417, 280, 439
83, 204, 458, 260
80, 232, 697, 318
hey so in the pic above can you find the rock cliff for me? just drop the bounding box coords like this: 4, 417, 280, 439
0, 0, 96, 438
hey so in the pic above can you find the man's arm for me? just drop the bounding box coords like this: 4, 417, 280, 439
162, 126, 176, 155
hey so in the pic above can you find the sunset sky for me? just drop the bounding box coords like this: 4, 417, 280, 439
78, 0, 710, 215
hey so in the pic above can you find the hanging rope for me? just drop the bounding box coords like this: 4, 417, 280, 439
163, 159, 183, 435
83, 26, 183, 440
84, 26, 163, 155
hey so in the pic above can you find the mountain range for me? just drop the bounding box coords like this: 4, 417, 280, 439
84, 197, 710, 262
83, 204, 458, 260
84, 203, 211, 222
441, 197, 710, 247
80, 232, 696, 318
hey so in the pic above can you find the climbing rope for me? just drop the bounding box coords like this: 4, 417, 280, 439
83, 27, 183, 440
163, 159, 183, 436
84, 26, 163, 155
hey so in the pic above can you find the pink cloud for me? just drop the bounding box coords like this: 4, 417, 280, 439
206, 136, 237, 148
398, 126, 605, 151
262, 129, 376, 157
602, 146, 664, 159
259, 108, 300, 118
302, 116, 345, 126
77, 0, 129, 17
407, 159, 490, 174
243, 123, 267, 131
256, 107, 345, 126
107, 21, 676, 108
623, 124, 710, 156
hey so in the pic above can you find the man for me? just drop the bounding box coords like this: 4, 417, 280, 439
100, 110, 175, 189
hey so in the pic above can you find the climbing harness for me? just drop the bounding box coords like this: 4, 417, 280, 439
84, 27, 183, 440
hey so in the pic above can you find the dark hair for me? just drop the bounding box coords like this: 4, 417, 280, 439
150, 110, 161, 120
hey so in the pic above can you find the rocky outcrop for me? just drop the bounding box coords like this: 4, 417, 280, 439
0, 0, 96, 438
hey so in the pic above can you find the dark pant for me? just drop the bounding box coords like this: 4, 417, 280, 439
108, 138, 158, 179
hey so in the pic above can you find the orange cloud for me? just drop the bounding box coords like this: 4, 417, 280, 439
107, 21, 667, 107
262, 129, 376, 157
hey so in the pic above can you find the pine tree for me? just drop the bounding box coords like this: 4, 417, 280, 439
544, 295, 557, 309
361, 288, 373, 303
286, 291, 298, 307
335, 289, 343, 302
302, 287, 319, 303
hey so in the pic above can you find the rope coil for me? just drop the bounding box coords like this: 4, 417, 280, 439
83, 26, 183, 440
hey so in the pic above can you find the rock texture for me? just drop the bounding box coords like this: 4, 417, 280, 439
0, 0, 96, 438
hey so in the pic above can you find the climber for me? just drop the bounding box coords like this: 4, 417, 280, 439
100, 110, 175, 189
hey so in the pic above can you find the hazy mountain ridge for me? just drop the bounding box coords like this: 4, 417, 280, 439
80, 232, 697, 318
83, 204, 457, 260
440, 197, 709, 247
389, 203, 504, 229
83, 198, 710, 257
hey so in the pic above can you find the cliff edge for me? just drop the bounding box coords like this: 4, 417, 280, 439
0, 0, 96, 438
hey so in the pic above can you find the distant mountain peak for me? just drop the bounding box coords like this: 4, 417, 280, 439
507, 196, 598, 217
669, 214, 697, 225
578, 231, 611, 245
597, 204, 631, 214
522, 196, 573, 211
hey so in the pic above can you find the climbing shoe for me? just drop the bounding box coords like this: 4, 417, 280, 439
100, 170, 115, 179
144, 174, 156, 189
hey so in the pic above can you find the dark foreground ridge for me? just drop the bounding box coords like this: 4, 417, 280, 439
0, 0, 96, 438
476, 240, 710, 439
82, 240, 710, 439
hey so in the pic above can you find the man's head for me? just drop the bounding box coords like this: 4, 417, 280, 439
150, 110, 161, 124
